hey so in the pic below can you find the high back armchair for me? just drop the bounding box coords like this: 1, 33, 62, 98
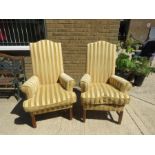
21, 40, 76, 128
80, 41, 132, 124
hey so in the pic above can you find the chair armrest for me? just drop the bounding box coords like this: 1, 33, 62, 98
108, 75, 132, 93
59, 73, 76, 91
80, 74, 91, 92
20, 76, 40, 99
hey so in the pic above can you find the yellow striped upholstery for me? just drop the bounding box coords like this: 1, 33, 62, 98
23, 84, 76, 113
87, 41, 116, 83
108, 75, 132, 93
21, 40, 76, 115
30, 40, 64, 84
21, 76, 40, 98
59, 73, 76, 91
81, 83, 130, 106
80, 41, 132, 112
80, 74, 91, 92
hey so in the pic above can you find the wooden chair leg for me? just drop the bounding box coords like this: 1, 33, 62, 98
118, 111, 124, 124
83, 109, 86, 122
69, 108, 73, 120
30, 113, 36, 128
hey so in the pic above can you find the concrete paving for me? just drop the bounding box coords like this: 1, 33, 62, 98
0, 73, 155, 135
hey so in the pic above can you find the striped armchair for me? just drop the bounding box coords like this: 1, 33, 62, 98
80, 41, 132, 124
21, 40, 76, 128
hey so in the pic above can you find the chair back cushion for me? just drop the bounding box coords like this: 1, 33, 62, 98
30, 40, 64, 84
87, 41, 116, 83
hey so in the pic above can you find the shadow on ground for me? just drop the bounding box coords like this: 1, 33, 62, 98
11, 99, 73, 127
73, 88, 119, 124
11, 98, 32, 127
11, 88, 118, 127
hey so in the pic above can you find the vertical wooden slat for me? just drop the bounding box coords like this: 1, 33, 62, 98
69, 108, 73, 120
83, 109, 86, 122
2, 20, 8, 44
25, 20, 29, 44
16, 20, 21, 44
30, 113, 36, 128
8, 21, 13, 44
33, 20, 37, 41
29, 19, 33, 42
10, 20, 16, 44
0, 28, 3, 45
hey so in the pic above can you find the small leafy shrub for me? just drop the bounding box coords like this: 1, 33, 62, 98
132, 56, 152, 76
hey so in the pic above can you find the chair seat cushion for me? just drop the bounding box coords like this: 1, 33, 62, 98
81, 83, 130, 106
23, 83, 76, 113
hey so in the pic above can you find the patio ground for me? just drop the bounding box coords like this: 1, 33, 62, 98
0, 73, 155, 135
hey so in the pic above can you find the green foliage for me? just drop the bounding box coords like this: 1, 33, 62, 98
150, 67, 155, 73
126, 46, 134, 53
117, 34, 154, 77
116, 54, 154, 77
121, 34, 142, 53
132, 57, 152, 76
116, 53, 135, 72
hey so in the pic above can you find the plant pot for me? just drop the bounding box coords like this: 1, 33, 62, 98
116, 70, 134, 81
127, 73, 135, 82
134, 75, 145, 86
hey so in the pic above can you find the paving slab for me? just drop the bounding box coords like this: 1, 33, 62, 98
0, 73, 155, 135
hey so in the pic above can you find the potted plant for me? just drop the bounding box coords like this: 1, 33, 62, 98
121, 34, 142, 54
116, 53, 135, 81
132, 56, 152, 86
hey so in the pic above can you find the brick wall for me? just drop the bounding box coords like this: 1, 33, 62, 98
24, 56, 33, 79
25, 19, 120, 83
46, 19, 120, 82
